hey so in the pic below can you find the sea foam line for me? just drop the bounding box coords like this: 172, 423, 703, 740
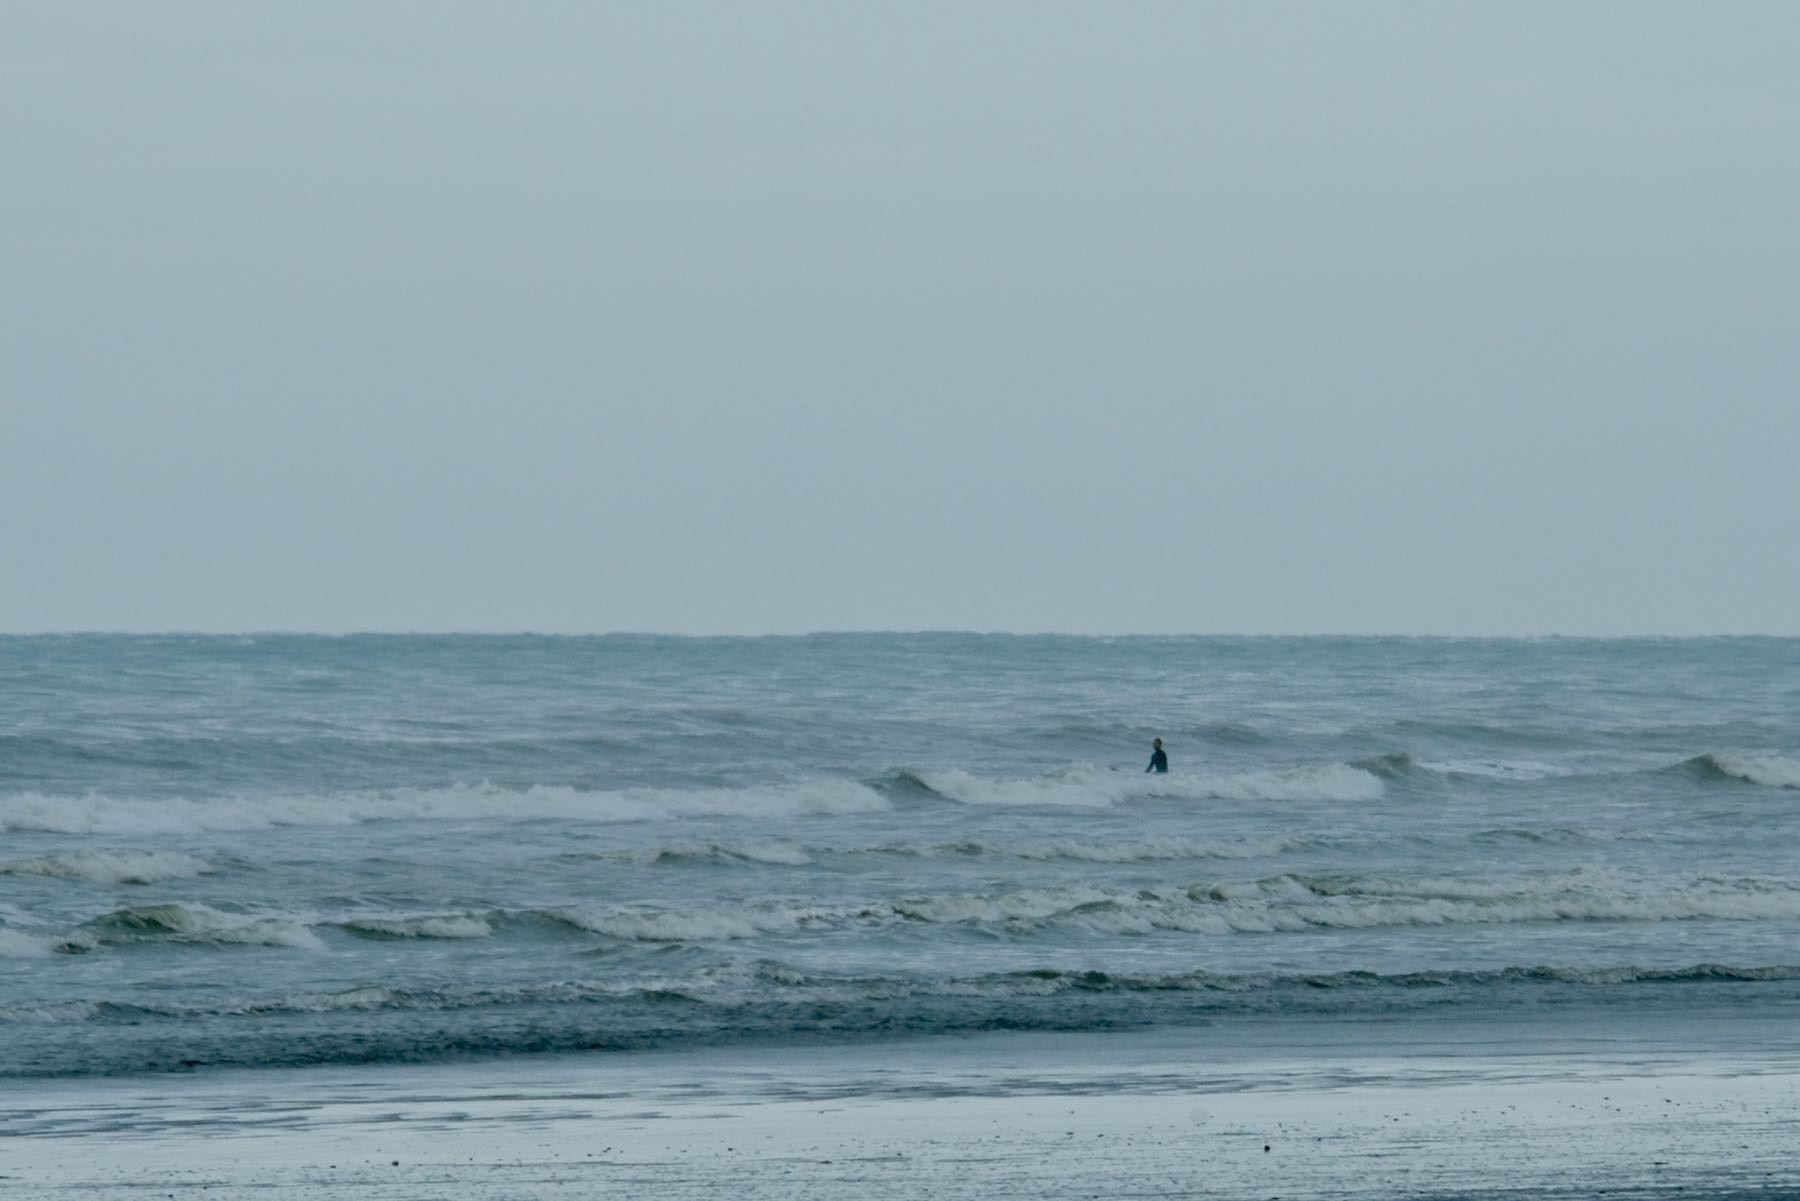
1700, 753, 1800, 790
35, 869, 1800, 959
901, 761, 1384, 808
0, 779, 889, 835
0, 850, 213, 885
11, 961, 1800, 1031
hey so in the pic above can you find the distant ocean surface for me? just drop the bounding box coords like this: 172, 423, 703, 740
3, 634, 1797, 1079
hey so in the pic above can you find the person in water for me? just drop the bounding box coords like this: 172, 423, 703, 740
1146, 738, 1168, 773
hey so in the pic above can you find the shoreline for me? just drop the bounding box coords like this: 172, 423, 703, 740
7, 1025, 1800, 1200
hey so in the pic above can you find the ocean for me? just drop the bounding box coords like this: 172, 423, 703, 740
5, 633, 1797, 1086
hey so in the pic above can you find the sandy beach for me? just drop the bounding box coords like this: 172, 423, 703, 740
8, 1022, 1799, 1200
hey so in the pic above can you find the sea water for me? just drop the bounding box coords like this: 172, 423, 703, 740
2, 634, 1797, 1080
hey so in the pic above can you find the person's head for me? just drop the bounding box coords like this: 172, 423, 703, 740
1152, 738, 1162, 748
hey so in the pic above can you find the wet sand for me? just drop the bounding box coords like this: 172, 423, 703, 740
6, 1026, 1799, 1199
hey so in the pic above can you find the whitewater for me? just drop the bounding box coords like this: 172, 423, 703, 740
3, 633, 1798, 1083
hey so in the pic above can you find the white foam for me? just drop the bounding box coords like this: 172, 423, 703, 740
0, 928, 51, 958
623, 835, 1292, 864
1007, 836, 1291, 862
1199, 763, 1386, 803
1709, 753, 1800, 789
877, 870, 1800, 937
0, 850, 213, 885
0, 779, 889, 835
914, 762, 1384, 809
1289, 866, 1631, 902
0, 1000, 102, 1022
514, 865, 1800, 947
0, 791, 350, 835
92, 903, 324, 950
915, 765, 1138, 808
894, 886, 1121, 926
1187, 870, 1800, 932
561, 902, 868, 943
290, 987, 407, 1012
342, 915, 493, 939
1419, 759, 1570, 781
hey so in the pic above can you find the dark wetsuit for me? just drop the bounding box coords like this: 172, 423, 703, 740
1146, 747, 1168, 773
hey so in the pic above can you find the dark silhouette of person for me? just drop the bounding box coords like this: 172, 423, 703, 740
1146, 738, 1168, 773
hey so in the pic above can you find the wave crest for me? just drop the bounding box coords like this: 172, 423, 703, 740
0, 779, 889, 836
1695, 753, 1800, 789
340, 915, 493, 940
0, 850, 213, 885
67, 904, 323, 951
554, 903, 876, 943
899, 761, 1384, 808
0, 929, 52, 958
484, 869, 1800, 944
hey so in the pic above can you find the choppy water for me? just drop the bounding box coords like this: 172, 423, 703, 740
2, 634, 1796, 1078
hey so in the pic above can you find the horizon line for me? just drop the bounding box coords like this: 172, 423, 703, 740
2, 628, 1794, 640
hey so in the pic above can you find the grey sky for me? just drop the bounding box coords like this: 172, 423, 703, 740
5, 3, 1797, 635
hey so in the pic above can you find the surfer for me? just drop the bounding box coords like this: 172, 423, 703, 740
1146, 738, 1168, 774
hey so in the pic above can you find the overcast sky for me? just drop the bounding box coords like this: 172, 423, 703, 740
5, 3, 1796, 635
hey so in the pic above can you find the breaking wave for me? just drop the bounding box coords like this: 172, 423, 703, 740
0, 928, 52, 958
10, 958, 1800, 1076
340, 915, 494, 940
0, 779, 889, 835
865, 870, 1800, 938
0, 850, 214, 885
1692, 753, 1800, 790
552, 902, 878, 943
573, 828, 1639, 867
894, 761, 1384, 808
17, 961, 1798, 1028
59, 904, 324, 953
36, 866, 1800, 960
